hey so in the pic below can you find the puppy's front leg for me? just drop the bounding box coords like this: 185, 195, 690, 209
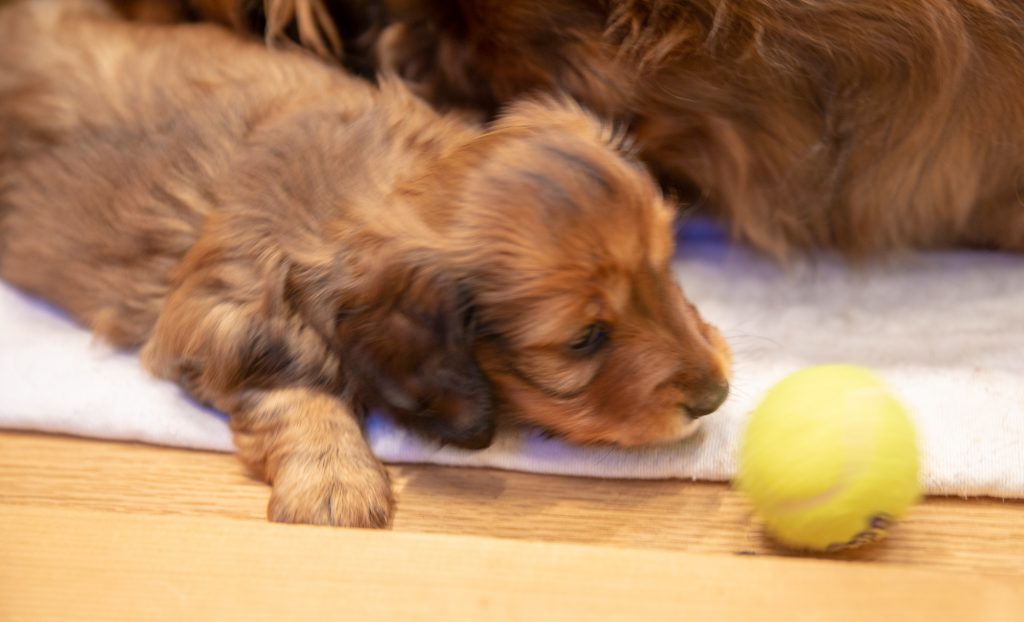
140, 228, 394, 528
230, 387, 393, 528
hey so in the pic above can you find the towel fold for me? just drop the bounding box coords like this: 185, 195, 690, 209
3, 228, 1022, 498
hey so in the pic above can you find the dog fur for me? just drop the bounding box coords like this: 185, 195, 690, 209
191, 0, 1024, 258
0, 0, 730, 526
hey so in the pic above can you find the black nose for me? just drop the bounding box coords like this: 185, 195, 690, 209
683, 380, 730, 419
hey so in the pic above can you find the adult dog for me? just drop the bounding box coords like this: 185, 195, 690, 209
182, 0, 1024, 258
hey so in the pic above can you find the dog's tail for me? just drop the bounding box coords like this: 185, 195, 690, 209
263, 0, 342, 59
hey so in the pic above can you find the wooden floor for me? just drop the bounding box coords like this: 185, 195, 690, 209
2, 430, 1023, 620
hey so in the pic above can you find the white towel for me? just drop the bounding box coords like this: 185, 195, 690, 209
3, 224, 1023, 498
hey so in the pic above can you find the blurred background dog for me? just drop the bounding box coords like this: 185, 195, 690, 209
153, 0, 1024, 258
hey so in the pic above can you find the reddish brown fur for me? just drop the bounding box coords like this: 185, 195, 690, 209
207, 0, 1024, 257
0, 0, 729, 526
116, 0, 385, 76
384, 0, 1024, 258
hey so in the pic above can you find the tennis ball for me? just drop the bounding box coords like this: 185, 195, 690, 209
736, 364, 920, 552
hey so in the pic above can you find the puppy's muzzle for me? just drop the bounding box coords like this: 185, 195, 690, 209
682, 379, 730, 419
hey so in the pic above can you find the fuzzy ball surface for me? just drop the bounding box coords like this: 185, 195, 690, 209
736, 364, 920, 552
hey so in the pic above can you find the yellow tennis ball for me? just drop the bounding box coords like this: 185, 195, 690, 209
736, 364, 920, 552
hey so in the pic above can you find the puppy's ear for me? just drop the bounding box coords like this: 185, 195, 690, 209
287, 241, 496, 449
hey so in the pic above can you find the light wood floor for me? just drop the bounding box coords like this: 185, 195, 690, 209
2, 430, 1022, 620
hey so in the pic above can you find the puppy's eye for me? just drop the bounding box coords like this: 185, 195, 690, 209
568, 323, 610, 356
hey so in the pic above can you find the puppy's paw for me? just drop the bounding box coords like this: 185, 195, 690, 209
267, 455, 394, 528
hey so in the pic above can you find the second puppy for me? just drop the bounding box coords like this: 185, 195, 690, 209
0, 0, 731, 527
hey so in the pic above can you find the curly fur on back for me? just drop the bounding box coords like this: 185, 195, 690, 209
191, 0, 1024, 257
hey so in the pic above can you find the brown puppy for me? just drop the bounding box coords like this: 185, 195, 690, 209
0, 0, 730, 526
206, 0, 1024, 258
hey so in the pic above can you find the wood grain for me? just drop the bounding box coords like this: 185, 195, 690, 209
1, 431, 1023, 577
2, 504, 1022, 622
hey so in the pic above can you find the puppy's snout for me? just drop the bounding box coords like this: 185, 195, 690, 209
682, 380, 730, 419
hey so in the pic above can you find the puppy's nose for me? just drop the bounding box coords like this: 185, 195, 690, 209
683, 380, 730, 419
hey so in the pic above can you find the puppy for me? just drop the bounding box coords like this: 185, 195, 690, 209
0, 0, 730, 526
207, 0, 1024, 258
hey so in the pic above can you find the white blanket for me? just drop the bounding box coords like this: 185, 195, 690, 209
3, 224, 1023, 498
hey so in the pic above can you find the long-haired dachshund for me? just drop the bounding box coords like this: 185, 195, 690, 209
0, 0, 730, 527
182, 0, 1024, 258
